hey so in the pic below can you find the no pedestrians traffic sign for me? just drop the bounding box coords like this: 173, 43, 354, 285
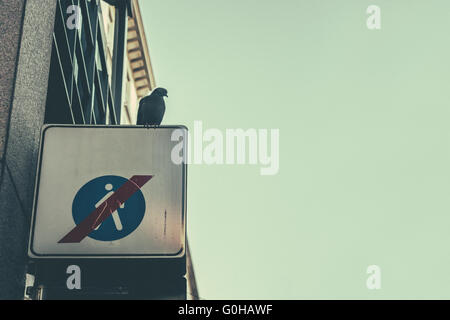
28, 125, 187, 258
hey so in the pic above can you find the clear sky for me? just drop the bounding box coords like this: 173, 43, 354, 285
140, 0, 450, 299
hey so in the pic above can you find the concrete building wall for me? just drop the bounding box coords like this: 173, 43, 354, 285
0, 0, 26, 164
0, 0, 57, 299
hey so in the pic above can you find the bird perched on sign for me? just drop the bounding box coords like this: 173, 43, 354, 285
136, 87, 168, 126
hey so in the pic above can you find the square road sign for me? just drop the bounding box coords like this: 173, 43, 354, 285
28, 125, 187, 258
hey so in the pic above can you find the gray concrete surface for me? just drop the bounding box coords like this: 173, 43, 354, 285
0, 0, 57, 299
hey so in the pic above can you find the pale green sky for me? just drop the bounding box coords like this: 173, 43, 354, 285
140, 0, 450, 299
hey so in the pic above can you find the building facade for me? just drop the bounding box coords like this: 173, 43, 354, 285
0, 0, 197, 299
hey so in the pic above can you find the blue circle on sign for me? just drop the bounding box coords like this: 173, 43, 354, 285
72, 175, 146, 241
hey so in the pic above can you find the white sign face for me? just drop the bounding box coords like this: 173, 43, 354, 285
28, 125, 187, 258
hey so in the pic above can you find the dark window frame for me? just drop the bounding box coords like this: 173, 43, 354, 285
45, 0, 130, 125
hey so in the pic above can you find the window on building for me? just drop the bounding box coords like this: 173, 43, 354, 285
44, 0, 128, 125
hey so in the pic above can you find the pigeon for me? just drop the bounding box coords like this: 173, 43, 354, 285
136, 87, 168, 126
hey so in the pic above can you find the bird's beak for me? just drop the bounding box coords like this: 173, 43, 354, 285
165, 94, 168, 97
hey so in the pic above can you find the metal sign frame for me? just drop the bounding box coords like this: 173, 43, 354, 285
28, 124, 187, 259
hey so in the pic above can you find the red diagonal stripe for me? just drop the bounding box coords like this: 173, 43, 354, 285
58, 175, 153, 243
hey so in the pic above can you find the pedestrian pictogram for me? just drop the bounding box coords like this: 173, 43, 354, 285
59, 175, 153, 243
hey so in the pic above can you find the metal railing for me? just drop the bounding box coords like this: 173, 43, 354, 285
44, 0, 130, 125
